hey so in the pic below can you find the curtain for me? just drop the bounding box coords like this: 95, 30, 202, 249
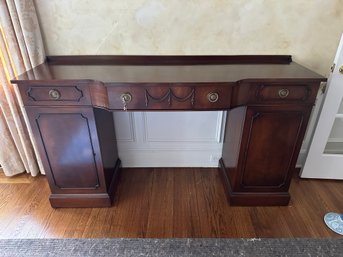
0, 0, 46, 176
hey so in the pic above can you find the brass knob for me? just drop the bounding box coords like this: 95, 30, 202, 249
120, 93, 132, 110
121, 93, 132, 103
207, 92, 219, 103
48, 89, 61, 100
278, 88, 289, 98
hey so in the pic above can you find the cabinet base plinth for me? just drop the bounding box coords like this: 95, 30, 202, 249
219, 159, 290, 206
50, 194, 112, 208
49, 159, 122, 208
226, 191, 290, 206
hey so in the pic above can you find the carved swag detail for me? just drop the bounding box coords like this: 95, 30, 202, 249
145, 88, 195, 107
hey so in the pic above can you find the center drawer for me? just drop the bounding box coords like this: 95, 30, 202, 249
107, 83, 233, 110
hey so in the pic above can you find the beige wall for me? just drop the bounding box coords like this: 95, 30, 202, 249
34, 0, 343, 76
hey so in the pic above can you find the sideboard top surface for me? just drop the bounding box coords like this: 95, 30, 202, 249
12, 55, 326, 84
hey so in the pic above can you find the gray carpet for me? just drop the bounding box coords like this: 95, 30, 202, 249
0, 238, 342, 257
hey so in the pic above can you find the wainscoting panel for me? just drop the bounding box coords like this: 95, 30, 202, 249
113, 111, 225, 167
113, 112, 136, 142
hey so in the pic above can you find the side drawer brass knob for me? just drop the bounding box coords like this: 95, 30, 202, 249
48, 89, 61, 100
278, 88, 289, 98
207, 92, 219, 103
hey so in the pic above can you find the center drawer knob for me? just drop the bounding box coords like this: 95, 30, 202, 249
207, 92, 219, 103
121, 93, 132, 103
120, 93, 132, 111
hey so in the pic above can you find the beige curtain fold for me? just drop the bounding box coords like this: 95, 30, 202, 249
0, 0, 46, 176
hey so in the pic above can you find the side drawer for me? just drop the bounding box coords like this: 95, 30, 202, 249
107, 83, 232, 110
256, 84, 313, 102
19, 84, 92, 106
233, 82, 319, 106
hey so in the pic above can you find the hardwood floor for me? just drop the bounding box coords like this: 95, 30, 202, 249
0, 168, 342, 238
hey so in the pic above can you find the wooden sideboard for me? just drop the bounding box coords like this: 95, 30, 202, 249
11, 55, 326, 208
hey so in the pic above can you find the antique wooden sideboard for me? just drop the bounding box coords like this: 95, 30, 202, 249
11, 55, 326, 208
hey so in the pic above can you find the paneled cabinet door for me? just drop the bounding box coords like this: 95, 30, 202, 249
234, 106, 311, 193
26, 107, 107, 194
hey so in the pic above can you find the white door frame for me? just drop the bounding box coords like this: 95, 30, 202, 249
300, 33, 343, 179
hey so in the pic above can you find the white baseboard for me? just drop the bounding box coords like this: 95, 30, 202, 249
118, 149, 222, 168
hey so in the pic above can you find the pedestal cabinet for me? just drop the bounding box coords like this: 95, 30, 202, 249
220, 81, 317, 205
221, 105, 312, 205
26, 106, 120, 207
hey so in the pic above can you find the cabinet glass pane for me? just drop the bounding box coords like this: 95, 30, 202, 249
324, 142, 343, 154
324, 116, 343, 154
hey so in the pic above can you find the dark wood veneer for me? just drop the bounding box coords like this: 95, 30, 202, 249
12, 55, 326, 207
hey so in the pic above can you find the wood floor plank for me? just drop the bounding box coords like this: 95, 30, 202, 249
0, 168, 342, 238
288, 177, 335, 237
195, 169, 236, 237
111, 169, 153, 237
146, 169, 174, 237
0, 172, 33, 184
172, 169, 202, 237
249, 207, 294, 237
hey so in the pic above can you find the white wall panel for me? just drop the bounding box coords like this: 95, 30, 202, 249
113, 111, 225, 167
143, 112, 223, 142
113, 112, 135, 142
